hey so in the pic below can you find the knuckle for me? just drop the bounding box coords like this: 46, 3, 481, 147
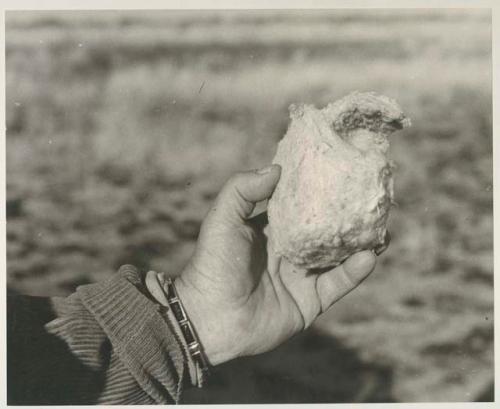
225, 172, 246, 190
339, 267, 357, 289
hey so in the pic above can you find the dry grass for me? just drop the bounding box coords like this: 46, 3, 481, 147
6, 9, 492, 403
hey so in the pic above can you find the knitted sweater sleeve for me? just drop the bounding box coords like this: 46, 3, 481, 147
7, 265, 189, 405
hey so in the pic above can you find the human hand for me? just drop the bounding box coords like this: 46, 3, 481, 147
173, 165, 377, 366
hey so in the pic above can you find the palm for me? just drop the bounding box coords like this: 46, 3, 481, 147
187, 213, 343, 358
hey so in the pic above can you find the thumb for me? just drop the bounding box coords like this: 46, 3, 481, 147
209, 165, 281, 224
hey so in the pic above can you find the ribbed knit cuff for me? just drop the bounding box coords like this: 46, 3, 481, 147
77, 265, 186, 404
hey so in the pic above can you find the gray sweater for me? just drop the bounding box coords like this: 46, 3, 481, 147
7, 265, 190, 404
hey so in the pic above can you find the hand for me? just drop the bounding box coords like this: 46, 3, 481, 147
173, 165, 377, 366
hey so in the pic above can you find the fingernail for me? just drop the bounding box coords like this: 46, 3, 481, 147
256, 165, 274, 175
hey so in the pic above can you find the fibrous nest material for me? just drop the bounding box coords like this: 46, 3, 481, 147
268, 91, 411, 269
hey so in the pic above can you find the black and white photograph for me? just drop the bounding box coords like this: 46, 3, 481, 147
4, 2, 495, 405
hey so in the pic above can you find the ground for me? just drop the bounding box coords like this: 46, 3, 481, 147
5, 9, 493, 402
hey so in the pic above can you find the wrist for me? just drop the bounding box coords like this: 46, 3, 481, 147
174, 274, 237, 366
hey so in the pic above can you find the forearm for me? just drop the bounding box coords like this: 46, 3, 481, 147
7, 265, 190, 405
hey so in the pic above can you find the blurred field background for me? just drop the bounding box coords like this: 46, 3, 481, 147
5, 9, 493, 403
